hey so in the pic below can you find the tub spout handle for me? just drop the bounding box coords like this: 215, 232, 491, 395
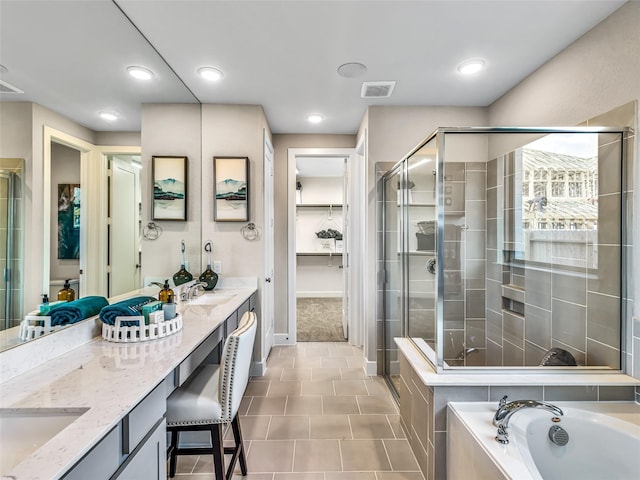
495, 425, 509, 444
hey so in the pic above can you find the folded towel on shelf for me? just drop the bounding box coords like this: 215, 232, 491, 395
99, 296, 157, 326
49, 296, 110, 326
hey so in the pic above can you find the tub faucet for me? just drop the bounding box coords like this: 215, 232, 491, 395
492, 395, 563, 444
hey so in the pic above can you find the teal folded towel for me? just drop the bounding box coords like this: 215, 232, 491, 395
49, 296, 109, 326
99, 296, 157, 326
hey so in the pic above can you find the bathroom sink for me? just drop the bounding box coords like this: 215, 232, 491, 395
188, 292, 236, 306
0, 407, 88, 475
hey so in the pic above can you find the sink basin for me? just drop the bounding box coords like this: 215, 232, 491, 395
0, 407, 88, 475
188, 292, 236, 306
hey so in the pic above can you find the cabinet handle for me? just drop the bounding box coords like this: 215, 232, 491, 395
265, 277, 272, 283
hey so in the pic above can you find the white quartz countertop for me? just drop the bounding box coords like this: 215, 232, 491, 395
0, 286, 256, 480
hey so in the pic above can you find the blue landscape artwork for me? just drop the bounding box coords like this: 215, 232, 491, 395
214, 157, 248, 221
153, 156, 187, 220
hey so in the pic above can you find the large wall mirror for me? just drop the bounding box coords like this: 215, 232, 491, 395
0, 1, 200, 349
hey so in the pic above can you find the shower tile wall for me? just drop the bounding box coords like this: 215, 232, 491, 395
442, 162, 487, 365
485, 136, 625, 368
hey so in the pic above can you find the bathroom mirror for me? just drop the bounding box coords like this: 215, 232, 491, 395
0, 1, 201, 349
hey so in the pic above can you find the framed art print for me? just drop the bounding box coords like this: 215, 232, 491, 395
152, 155, 187, 221
213, 156, 249, 221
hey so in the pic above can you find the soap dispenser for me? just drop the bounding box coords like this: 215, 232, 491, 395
57, 279, 76, 301
162, 294, 177, 320
198, 241, 218, 290
158, 279, 174, 303
172, 240, 193, 286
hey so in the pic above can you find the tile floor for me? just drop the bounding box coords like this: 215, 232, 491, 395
171, 342, 425, 480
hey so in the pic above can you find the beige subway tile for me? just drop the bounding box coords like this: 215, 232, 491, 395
285, 395, 323, 415
334, 380, 368, 396
247, 396, 287, 416
356, 395, 398, 414
349, 414, 395, 439
246, 440, 294, 473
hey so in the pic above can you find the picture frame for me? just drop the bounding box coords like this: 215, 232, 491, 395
213, 156, 249, 222
152, 156, 188, 221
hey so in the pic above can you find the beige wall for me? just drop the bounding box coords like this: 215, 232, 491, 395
141, 104, 203, 281
272, 134, 355, 335
489, 1, 640, 127
201, 104, 270, 280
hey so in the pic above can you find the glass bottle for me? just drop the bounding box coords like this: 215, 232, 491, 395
172, 240, 193, 286
199, 241, 218, 290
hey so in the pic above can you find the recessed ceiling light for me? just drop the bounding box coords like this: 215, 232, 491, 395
337, 62, 367, 78
198, 67, 224, 81
99, 111, 118, 122
306, 114, 325, 124
127, 66, 154, 80
457, 59, 486, 75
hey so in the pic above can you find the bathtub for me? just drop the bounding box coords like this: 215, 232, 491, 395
447, 401, 640, 480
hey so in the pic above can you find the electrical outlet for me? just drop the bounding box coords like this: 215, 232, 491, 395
213, 261, 222, 274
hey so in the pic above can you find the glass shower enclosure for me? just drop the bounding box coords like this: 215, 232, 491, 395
0, 159, 24, 331
380, 127, 629, 392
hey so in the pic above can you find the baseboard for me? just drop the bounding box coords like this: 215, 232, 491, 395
365, 359, 378, 376
251, 360, 266, 377
296, 292, 343, 298
274, 333, 294, 345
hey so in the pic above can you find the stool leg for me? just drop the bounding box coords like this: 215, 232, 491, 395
211, 423, 225, 479
232, 416, 248, 475
168, 430, 178, 478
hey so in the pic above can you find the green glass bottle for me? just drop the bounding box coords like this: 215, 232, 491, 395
199, 241, 218, 290
173, 240, 193, 286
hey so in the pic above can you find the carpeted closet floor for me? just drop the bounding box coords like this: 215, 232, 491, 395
296, 297, 346, 342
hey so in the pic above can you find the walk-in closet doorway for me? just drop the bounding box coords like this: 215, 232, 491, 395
287, 147, 363, 345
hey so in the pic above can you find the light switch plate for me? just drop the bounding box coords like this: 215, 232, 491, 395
213, 261, 222, 274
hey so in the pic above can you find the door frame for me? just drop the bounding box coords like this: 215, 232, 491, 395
43, 127, 94, 297
98, 149, 143, 296
286, 147, 360, 345
261, 130, 275, 372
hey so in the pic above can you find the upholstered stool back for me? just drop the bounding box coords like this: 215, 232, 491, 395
219, 311, 257, 422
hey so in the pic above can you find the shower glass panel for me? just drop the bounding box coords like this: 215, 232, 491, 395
382, 165, 404, 395
380, 127, 628, 374
0, 159, 24, 332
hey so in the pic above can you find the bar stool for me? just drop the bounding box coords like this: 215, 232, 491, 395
166, 311, 257, 479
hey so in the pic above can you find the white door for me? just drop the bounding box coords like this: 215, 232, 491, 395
110, 156, 140, 296
263, 132, 275, 356
342, 158, 349, 339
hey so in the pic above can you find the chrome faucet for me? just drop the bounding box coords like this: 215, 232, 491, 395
492, 395, 563, 444
181, 282, 208, 301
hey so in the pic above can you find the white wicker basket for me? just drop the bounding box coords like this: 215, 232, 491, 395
101, 313, 183, 343
18, 314, 64, 340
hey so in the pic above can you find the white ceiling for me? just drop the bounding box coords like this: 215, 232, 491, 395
0, 0, 626, 134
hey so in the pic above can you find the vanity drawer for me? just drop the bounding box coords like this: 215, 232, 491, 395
226, 310, 239, 333
176, 327, 223, 386
123, 383, 165, 454
62, 424, 120, 480
238, 299, 250, 323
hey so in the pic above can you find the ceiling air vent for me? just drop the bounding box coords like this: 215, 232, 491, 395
360, 81, 396, 98
0, 80, 23, 94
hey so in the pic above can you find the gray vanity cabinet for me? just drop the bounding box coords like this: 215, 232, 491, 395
115, 419, 166, 479
63, 383, 166, 480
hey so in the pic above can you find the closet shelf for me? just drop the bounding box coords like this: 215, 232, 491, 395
296, 203, 343, 208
